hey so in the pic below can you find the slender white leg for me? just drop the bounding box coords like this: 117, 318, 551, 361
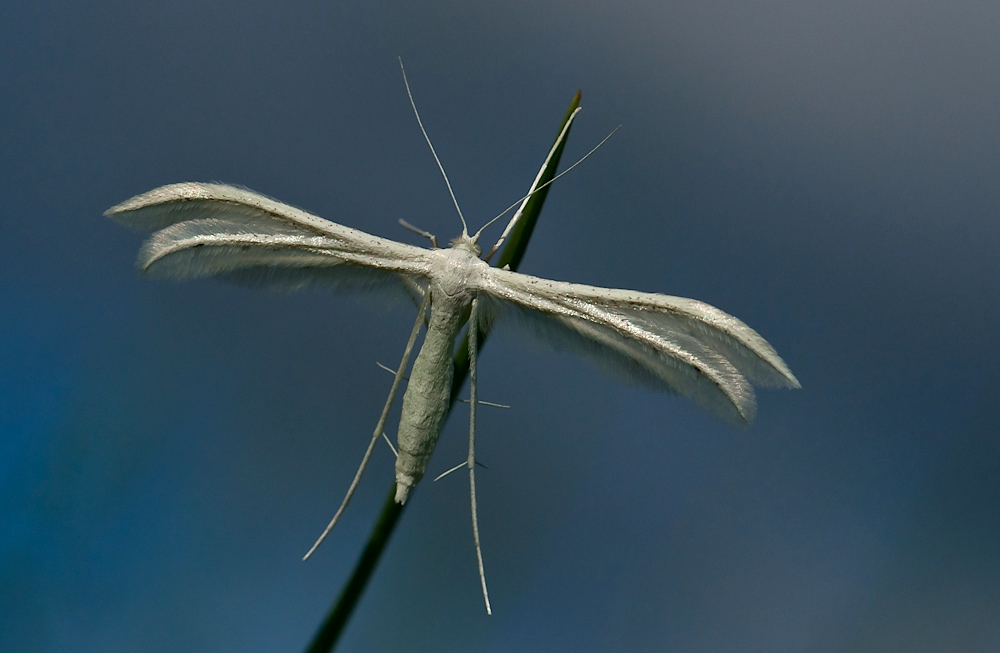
381, 431, 399, 457
302, 291, 431, 560
434, 461, 467, 482
467, 296, 492, 614
459, 398, 511, 409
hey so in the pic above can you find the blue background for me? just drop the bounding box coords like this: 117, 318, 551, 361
2, 1, 998, 650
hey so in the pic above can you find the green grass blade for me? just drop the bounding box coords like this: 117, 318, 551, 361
305, 90, 582, 653
450, 89, 581, 401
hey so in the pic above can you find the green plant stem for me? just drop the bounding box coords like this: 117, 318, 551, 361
304, 90, 582, 653
304, 485, 403, 653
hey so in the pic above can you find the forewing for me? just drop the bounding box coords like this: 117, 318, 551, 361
477, 267, 799, 425
106, 182, 433, 294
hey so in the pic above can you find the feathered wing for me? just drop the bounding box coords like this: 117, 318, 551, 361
477, 267, 799, 425
105, 182, 434, 294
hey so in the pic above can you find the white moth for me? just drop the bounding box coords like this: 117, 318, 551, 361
106, 69, 798, 615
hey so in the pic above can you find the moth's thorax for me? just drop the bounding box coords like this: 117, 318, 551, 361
431, 244, 486, 299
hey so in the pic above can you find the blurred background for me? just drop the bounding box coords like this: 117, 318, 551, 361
2, 1, 998, 650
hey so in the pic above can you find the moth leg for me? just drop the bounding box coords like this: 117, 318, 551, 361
434, 461, 466, 482
302, 291, 431, 560
433, 459, 487, 483
375, 361, 408, 380
467, 296, 492, 614
459, 398, 510, 409
381, 431, 398, 458
397, 218, 438, 249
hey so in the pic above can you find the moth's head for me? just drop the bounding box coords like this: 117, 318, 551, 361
449, 232, 482, 257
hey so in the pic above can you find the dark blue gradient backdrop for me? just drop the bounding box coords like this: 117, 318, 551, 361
2, 2, 998, 651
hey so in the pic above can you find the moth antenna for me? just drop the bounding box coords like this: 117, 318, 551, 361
467, 296, 492, 614
399, 57, 469, 236
302, 292, 430, 560
481, 119, 622, 263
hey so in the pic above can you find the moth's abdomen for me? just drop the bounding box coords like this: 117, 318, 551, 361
394, 290, 466, 503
